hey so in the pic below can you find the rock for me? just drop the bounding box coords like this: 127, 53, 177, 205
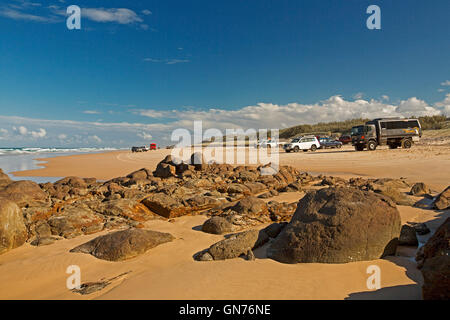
30, 236, 57, 246
416, 218, 450, 300
126, 168, 151, 180
413, 223, 430, 235
70, 228, 175, 261
0, 180, 48, 207
98, 199, 157, 222
246, 249, 255, 261
55, 176, 87, 189
72, 281, 110, 295
410, 183, 430, 196
398, 225, 418, 246
205, 229, 269, 261
232, 196, 268, 216
262, 223, 285, 238
376, 186, 415, 206
141, 193, 187, 218
434, 186, 450, 210
153, 162, 177, 178
190, 152, 207, 171
0, 198, 28, 254
0, 169, 12, 188
268, 187, 401, 264
47, 205, 104, 238
202, 216, 235, 234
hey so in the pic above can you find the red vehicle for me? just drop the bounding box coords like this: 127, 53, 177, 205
150, 143, 157, 150
339, 135, 352, 145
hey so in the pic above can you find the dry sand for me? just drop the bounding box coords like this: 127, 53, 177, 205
2, 144, 449, 300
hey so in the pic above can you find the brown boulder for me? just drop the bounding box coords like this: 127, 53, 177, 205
141, 193, 187, 218
195, 229, 269, 261
202, 216, 235, 235
410, 183, 430, 196
70, 228, 175, 261
0, 180, 48, 207
416, 218, 450, 300
0, 198, 28, 254
434, 186, 450, 210
47, 205, 104, 238
0, 169, 12, 188
98, 199, 157, 222
268, 187, 401, 264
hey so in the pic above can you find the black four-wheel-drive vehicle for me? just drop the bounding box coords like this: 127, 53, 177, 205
351, 118, 421, 151
319, 137, 343, 149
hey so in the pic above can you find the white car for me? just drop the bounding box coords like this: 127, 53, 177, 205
283, 136, 320, 153
255, 139, 279, 148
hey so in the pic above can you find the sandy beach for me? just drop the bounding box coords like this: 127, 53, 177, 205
0, 143, 448, 300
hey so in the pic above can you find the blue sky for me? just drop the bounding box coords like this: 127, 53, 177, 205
0, 0, 449, 147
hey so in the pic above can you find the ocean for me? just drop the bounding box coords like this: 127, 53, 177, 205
0, 147, 119, 183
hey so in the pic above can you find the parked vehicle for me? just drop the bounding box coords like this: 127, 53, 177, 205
131, 146, 148, 153
283, 135, 320, 153
319, 137, 343, 149
255, 139, 279, 148
150, 143, 157, 150
338, 135, 352, 144
351, 118, 421, 151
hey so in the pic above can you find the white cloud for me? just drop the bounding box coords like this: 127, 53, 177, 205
143, 58, 190, 65
89, 135, 102, 143
137, 132, 153, 140
58, 133, 67, 140
381, 95, 389, 101
81, 8, 143, 24
83, 110, 101, 114
30, 128, 47, 138
441, 80, 450, 86
142, 9, 152, 16
0, 8, 57, 23
353, 92, 364, 99
438, 88, 445, 93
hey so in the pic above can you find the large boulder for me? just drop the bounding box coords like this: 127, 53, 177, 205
70, 229, 175, 261
195, 229, 269, 261
268, 187, 401, 264
47, 205, 104, 238
434, 186, 450, 210
0, 198, 28, 254
410, 183, 430, 196
141, 193, 188, 218
0, 180, 48, 207
398, 225, 418, 246
202, 216, 235, 235
416, 218, 449, 300
98, 199, 157, 222
0, 169, 12, 188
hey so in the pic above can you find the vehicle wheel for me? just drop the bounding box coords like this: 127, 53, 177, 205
294, 146, 300, 152
367, 141, 377, 151
355, 145, 365, 151
337, 144, 342, 148
402, 139, 412, 149
311, 145, 317, 152
285, 150, 291, 153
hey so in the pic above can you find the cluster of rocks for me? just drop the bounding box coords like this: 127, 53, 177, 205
0, 153, 310, 254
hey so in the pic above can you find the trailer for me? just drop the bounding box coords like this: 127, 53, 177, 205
351, 118, 421, 151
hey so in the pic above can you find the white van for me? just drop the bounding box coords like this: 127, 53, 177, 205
283, 135, 320, 153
